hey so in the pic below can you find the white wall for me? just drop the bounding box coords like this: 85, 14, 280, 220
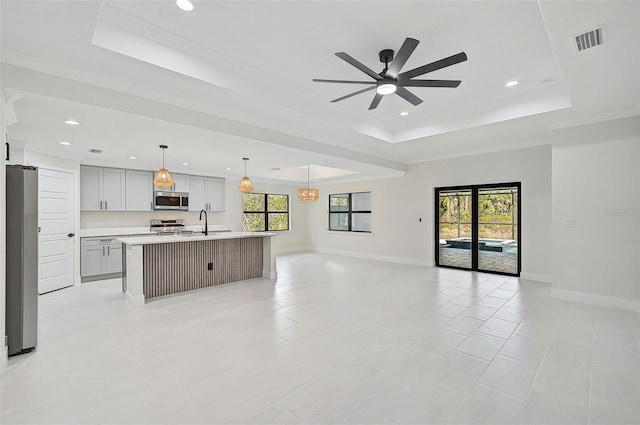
552, 116, 640, 309
308, 145, 553, 280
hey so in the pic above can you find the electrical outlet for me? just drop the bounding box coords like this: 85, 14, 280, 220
563, 217, 575, 228
207, 262, 213, 271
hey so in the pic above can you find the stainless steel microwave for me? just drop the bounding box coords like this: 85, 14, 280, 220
153, 191, 189, 211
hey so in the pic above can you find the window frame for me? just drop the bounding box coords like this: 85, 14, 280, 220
242, 193, 290, 232
328, 191, 372, 233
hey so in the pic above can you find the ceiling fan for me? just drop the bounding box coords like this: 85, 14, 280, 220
313, 37, 467, 110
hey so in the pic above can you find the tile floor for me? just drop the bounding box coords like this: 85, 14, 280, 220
1, 253, 639, 424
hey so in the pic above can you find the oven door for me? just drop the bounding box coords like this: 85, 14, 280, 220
153, 192, 188, 210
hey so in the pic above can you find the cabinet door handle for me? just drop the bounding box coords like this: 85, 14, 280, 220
151, 201, 153, 210
108, 246, 110, 255
105, 201, 108, 210
100, 200, 103, 210
102, 246, 105, 256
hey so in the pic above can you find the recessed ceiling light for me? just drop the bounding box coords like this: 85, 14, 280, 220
181, 162, 190, 166
176, 0, 194, 12
128, 156, 138, 160
59, 141, 72, 146
505, 80, 519, 87
270, 167, 281, 171
225, 167, 232, 171
63, 120, 80, 126
400, 112, 409, 116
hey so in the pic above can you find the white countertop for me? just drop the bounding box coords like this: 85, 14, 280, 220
79, 225, 232, 238
120, 231, 276, 246
79, 227, 156, 237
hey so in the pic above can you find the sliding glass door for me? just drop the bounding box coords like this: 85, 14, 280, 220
437, 189, 473, 269
436, 183, 521, 276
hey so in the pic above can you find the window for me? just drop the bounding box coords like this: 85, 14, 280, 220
329, 192, 372, 232
243, 193, 289, 231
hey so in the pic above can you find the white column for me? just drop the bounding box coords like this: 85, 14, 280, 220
262, 236, 277, 280
124, 244, 145, 306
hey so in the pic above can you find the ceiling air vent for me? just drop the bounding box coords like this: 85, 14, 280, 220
88, 148, 103, 154
573, 25, 605, 52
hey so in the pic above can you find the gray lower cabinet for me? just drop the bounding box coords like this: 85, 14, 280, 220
81, 237, 125, 281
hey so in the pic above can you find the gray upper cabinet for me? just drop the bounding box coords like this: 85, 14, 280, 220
170, 173, 189, 192
125, 170, 153, 211
188, 176, 207, 211
188, 176, 225, 212
80, 166, 126, 211
207, 177, 225, 211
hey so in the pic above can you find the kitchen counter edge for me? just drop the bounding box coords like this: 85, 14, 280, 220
119, 232, 277, 246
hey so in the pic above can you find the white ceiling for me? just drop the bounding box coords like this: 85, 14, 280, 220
1, 1, 638, 184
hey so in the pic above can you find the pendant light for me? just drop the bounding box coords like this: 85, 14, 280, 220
298, 164, 319, 201
238, 157, 254, 193
153, 145, 175, 189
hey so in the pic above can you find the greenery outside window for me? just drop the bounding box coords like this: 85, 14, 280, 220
329, 192, 372, 232
243, 193, 289, 231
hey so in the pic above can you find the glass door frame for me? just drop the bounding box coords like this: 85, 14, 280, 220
434, 182, 521, 277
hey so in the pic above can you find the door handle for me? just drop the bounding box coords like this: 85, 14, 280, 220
67, 233, 75, 238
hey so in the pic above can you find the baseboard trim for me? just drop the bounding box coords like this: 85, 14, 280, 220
0, 347, 7, 373
276, 246, 312, 255
550, 288, 640, 312
520, 272, 552, 283
311, 247, 432, 267
125, 291, 145, 307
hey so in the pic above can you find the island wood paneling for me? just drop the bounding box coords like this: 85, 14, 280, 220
142, 237, 263, 299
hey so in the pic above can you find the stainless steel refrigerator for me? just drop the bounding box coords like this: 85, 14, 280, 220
5, 164, 38, 356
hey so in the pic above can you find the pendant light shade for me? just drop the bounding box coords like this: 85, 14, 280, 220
298, 164, 319, 201
238, 157, 254, 193
153, 145, 174, 189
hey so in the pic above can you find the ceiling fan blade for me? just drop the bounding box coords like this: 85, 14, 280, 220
386, 37, 419, 78
401, 79, 461, 88
313, 79, 376, 85
395, 87, 423, 106
330, 86, 376, 103
399, 52, 468, 80
368, 93, 384, 110
335, 52, 382, 81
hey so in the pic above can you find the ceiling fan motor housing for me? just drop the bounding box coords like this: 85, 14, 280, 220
379, 49, 395, 65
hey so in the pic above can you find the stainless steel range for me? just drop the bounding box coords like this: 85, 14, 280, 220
150, 219, 192, 236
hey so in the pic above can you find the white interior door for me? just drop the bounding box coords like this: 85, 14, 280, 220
38, 168, 75, 294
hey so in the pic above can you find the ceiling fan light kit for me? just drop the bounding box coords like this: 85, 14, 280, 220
153, 144, 175, 189
313, 37, 467, 110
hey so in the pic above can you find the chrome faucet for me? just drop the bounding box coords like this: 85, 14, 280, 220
199, 209, 208, 236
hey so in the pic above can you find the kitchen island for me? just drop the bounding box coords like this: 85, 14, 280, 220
120, 232, 277, 306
